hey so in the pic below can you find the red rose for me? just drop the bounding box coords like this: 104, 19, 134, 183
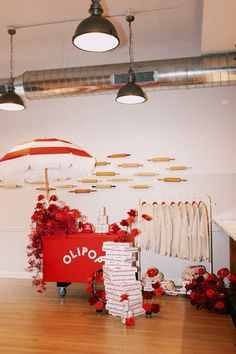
206, 289, 215, 298
217, 268, 229, 279
152, 281, 160, 289
127, 209, 136, 217
109, 223, 121, 234
37, 194, 44, 201
197, 268, 205, 275
126, 317, 135, 326
189, 291, 197, 300
147, 268, 158, 278
88, 296, 97, 305
151, 303, 160, 313
120, 219, 129, 227
126, 216, 135, 225
228, 274, 236, 282
95, 301, 104, 310
46, 220, 53, 228
154, 287, 164, 296
130, 228, 140, 237
141, 214, 152, 221
214, 301, 225, 310
55, 212, 64, 221
36, 202, 43, 209
143, 303, 152, 312
86, 285, 93, 293
31, 212, 39, 221
207, 274, 215, 281
70, 209, 80, 220
49, 195, 57, 201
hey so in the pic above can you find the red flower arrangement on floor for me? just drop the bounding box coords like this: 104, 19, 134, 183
185, 267, 236, 313
26, 194, 81, 292
142, 267, 163, 317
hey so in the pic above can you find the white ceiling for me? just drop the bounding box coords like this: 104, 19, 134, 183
0, 0, 235, 78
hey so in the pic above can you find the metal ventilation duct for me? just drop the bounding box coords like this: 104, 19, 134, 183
0, 52, 236, 100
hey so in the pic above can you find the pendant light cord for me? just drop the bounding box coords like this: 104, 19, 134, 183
8, 28, 16, 88
128, 18, 133, 73
126, 15, 135, 82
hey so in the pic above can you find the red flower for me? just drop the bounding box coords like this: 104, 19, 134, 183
126, 216, 135, 225
130, 228, 140, 237
127, 209, 136, 217
86, 285, 93, 293
189, 291, 197, 300
214, 301, 225, 310
31, 212, 39, 221
109, 223, 121, 234
46, 220, 53, 228
151, 303, 160, 313
120, 219, 129, 227
71, 209, 80, 220
147, 268, 158, 278
126, 317, 135, 326
228, 274, 236, 282
49, 195, 57, 201
37, 195, 44, 201
206, 289, 215, 298
152, 281, 160, 289
154, 287, 164, 296
55, 212, 65, 221
197, 268, 205, 275
36, 202, 43, 209
217, 268, 229, 279
88, 296, 97, 305
141, 214, 152, 221
120, 294, 129, 302
143, 303, 152, 312
95, 301, 104, 310
207, 274, 215, 281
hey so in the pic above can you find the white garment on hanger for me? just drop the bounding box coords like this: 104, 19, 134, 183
153, 204, 164, 254
191, 202, 200, 261
199, 201, 210, 261
160, 203, 172, 256
169, 203, 181, 257
185, 202, 195, 261
178, 202, 189, 259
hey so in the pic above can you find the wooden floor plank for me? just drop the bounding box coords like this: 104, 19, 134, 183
0, 279, 235, 354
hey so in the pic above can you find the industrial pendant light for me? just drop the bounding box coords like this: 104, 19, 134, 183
116, 15, 146, 104
0, 28, 25, 111
72, 0, 120, 52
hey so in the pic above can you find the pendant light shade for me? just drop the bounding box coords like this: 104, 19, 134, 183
0, 86, 25, 111
116, 70, 146, 104
72, 0, 120, 52
116, 15, 146, 104
0, 28, 25, 112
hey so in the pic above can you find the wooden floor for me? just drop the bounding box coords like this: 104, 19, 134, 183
0, 279, 235, 354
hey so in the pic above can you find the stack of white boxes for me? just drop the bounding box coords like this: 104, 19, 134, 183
95, 207, 109, 233
102, 241, 144, 318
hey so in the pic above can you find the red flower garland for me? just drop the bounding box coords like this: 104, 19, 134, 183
26, 194, 81, 292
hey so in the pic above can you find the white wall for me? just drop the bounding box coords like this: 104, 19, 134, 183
0, 86, 235, 282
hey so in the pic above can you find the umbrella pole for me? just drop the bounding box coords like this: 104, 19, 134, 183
44, 168, 50, 201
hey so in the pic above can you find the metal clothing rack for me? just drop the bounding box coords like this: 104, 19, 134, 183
137, 194, 214, 275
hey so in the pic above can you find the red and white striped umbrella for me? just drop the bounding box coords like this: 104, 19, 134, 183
0, 138, 95, 195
